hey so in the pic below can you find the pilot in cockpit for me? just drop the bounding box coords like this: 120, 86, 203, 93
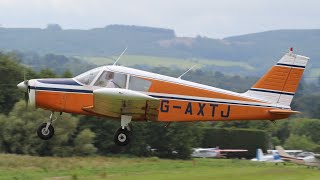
95, 71, 117, 88
105, 71, 117, 88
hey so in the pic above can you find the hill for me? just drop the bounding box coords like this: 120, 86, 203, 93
0, 25, 319, 77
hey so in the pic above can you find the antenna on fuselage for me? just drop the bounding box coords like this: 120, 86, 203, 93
112, 46, 128, 66
178, 64, 197, 79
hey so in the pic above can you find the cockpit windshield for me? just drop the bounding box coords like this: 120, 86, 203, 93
74, 67, 152, 91
94, 71, 127, 88
74, 68, 100, 85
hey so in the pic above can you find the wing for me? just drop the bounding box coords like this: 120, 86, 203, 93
83, 88, 160, 121
216, 149, 248, 152
314, 154, 320, 160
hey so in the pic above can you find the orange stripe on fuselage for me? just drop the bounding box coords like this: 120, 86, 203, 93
36, 91, 94, 115
36, 90, 288, 122
157, 100, 289, 122
148, 79, 261, 103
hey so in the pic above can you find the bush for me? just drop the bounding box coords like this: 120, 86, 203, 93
284, 134, 318, 151
200, 127, 270, 158
0, 101, 97, 156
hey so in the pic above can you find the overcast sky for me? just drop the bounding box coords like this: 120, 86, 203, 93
0, 0, 319, 38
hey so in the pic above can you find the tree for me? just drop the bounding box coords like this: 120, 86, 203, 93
73, 129, 97, 156
284, 134, 318, 151
0, 53, 36, 114
78, 116, 150, 156
62, 69, 73, 78
78, 116, 119, 155
289, 118, 320, 144
292, 94, 320, 118
147, 122, 202, 159
38, 68, 57, 78
46, 24, 62, 31
79, 116, 202, 159
0, 101, 97, 156
272, 121, 291, 144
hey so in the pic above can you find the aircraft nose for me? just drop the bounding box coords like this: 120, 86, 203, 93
17, 81, 27, 92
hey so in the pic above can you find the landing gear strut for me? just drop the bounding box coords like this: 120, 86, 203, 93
37, 111, 58, 140
114, 115, 132, 146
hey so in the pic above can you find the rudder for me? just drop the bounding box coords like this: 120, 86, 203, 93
256, 149, 264, 160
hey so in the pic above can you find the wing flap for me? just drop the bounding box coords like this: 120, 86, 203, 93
85, 88, 160, 120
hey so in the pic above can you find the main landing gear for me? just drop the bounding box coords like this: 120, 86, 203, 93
114, 115, 132, 146
37, 112, 133, 146
37, 112, 58, 140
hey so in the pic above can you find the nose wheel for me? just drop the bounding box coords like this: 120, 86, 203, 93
37, 123, 54, 140
37, 111, 58, 140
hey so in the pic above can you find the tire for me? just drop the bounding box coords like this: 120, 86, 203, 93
37, 123, 54, 140
114, 128, 131, 146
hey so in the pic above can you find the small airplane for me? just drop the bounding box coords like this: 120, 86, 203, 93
251, 149, 283, 163
191, 147, 247, 158
17, 48, 309, 146
267, 149, 302, 156
276, 146, 320, 167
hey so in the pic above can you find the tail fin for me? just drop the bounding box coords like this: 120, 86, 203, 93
275, 146, 291, 157
245, 49, 309, 107
256, 149, 264, 160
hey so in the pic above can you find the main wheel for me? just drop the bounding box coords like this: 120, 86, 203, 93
114, 128, 131, 146
37, 123, 54, 140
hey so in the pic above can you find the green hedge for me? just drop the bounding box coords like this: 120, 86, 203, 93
200, 128, 270, 158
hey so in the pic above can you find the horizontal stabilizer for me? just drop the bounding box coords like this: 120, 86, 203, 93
269, 109, 300, 115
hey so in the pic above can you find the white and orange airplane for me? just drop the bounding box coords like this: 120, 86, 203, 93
17, 48, 309, 146
276, 146, 320, 167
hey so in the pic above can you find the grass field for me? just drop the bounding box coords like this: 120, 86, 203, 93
77, 55, 255, 70
0, 154, 319, 180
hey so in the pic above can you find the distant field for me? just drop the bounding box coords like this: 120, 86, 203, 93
310, 68, 320, 77
77, 55, 255, 70
0, 154, 319, 180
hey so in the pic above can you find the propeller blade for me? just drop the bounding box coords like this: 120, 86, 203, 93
24, 92, 29, 108
23, 73, 29, 108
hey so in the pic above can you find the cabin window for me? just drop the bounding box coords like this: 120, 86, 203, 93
75, 70, 99, 85
128, 76, 152, 92
94, 71, 127, 88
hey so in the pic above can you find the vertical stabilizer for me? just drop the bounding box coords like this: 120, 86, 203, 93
275, 146, 291, 157
256, 149, 264, 160
245, 49, 309, 107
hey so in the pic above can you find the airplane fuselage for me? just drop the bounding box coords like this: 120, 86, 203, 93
28, 66, 290, 122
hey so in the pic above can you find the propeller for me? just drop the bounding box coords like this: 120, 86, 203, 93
17, 68, 35, 109
23, 70, 30, 108
24, 81, 29, 108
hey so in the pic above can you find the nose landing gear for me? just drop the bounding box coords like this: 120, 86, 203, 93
37, 112, 59, 140
37, 123, 54, 140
